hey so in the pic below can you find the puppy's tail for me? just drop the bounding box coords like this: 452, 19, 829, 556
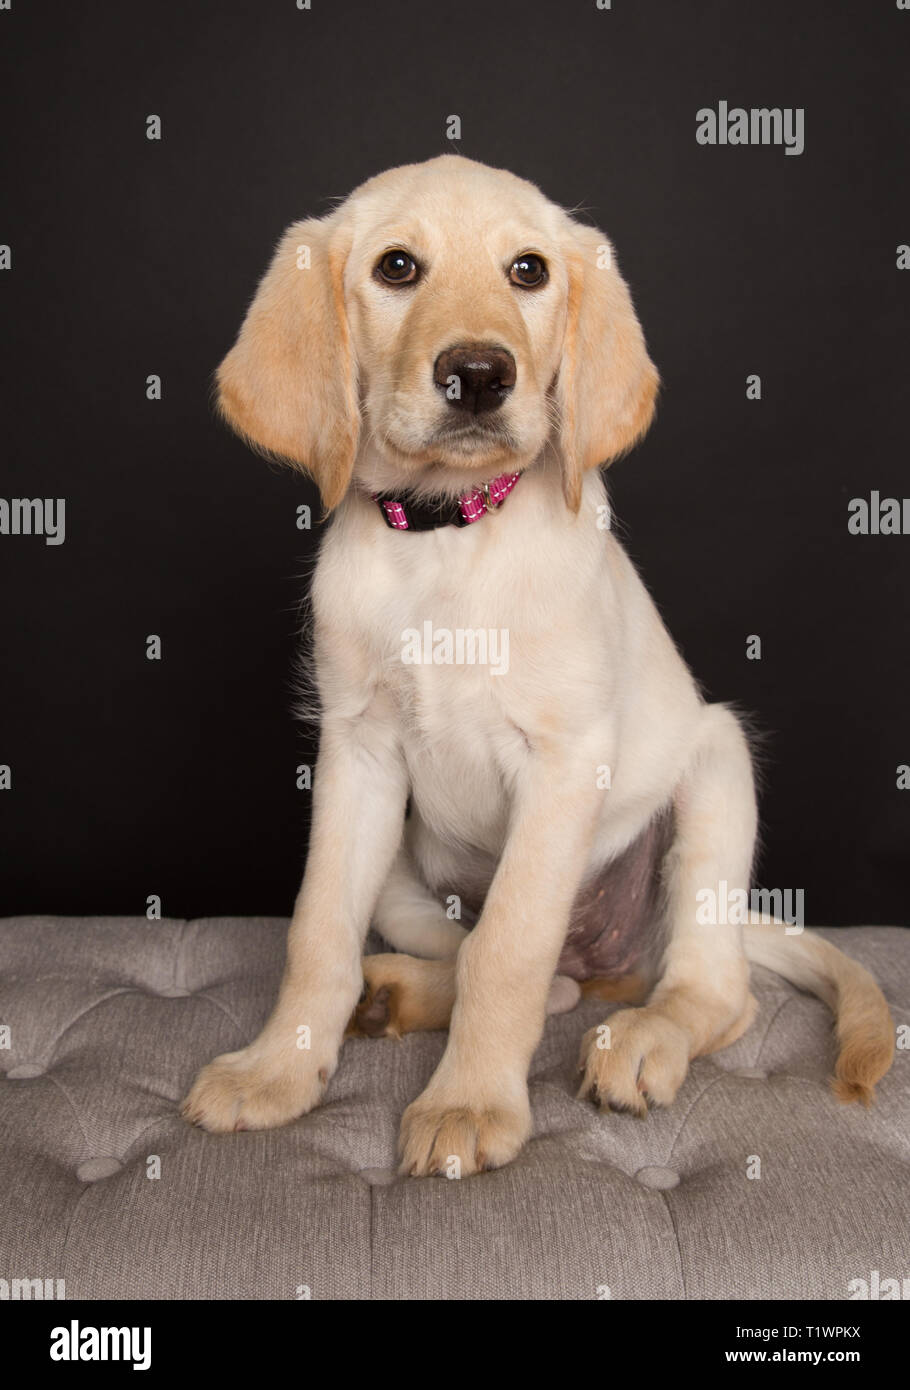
743, 923, 895, 1106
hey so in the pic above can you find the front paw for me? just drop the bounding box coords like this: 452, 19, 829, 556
577, 1007, 690, 1115
398, 1092, 531, 1177
181, 1046, 333, 1133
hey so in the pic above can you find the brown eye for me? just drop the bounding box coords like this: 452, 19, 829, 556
509, 253, 547, 288
377, 249, 418, 284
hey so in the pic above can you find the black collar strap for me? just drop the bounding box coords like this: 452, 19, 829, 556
372, 471, 521, 531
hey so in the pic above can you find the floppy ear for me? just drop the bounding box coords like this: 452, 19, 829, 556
216, 214, 359, 512
555, 221, 659, 512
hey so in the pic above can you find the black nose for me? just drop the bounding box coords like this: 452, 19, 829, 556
433, 345, 516, 414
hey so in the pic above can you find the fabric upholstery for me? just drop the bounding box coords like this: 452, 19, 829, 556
0, 917, 907, 1299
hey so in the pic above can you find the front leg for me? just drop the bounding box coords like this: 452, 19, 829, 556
398, 734, 610, 1176
182, 705, 408, 1131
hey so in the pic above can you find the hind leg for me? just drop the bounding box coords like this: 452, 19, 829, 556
350, 842, 466, 1037
358, 835, 583, 1037
578, 704, 759, 1114
373, 845, 470, 959
348, 953, 585, 1038
348, 954, 457, 1037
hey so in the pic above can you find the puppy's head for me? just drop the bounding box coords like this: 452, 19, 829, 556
216, 155, 658, 512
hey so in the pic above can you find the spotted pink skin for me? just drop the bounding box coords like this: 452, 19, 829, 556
424, 807, 674, 987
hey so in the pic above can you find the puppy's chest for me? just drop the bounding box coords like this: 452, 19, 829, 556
380, 608, 523, 767
366, 553, 516, 703
367, 576, 530, 833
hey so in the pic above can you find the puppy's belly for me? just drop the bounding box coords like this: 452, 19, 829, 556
555, 807, 674, 983
430, 806, 674, 985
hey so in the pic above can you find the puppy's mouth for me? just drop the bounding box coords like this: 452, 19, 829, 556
429, 418, 520, 453
372, 404, 529, 476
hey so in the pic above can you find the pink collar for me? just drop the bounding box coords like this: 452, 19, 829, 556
372, 471, 522, 531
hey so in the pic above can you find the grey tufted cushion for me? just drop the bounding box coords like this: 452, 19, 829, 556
0, 917, 907, 1300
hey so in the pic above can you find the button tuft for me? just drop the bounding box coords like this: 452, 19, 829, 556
359, 1167, 398, 1186
635, 1165, 680, 1190
76, 1157, 123, 1182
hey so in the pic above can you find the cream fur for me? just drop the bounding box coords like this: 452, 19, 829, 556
182, 156, 894, 1175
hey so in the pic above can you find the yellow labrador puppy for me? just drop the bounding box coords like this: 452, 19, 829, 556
182, 155, 893, 1175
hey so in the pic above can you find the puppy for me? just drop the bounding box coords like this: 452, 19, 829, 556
182, 155, 894, 1176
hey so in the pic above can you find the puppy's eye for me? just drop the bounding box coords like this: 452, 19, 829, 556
377, 249, 418, 285
509, 253, 547, 288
